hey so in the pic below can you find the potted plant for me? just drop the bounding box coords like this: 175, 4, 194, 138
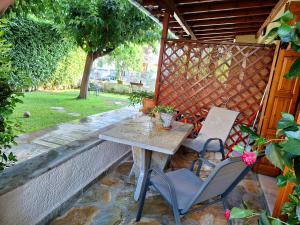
129, 91, 155, 113
152, 105, 176, 128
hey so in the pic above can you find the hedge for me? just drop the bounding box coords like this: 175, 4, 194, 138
5, 17, 75, 89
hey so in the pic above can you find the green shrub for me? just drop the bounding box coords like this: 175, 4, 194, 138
101, 83, 131, 94
44, 47, 86, 90
5, 17, 75, 89
0, 18, 20, 171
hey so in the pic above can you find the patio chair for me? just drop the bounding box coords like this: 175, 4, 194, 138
136, 157, 250, 225
182, 107, 240, 160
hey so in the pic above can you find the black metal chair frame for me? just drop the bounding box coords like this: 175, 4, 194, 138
136, 151, 253, 225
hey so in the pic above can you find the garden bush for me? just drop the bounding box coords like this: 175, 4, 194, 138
101, 82, 131, 94
5, 17, 75, 89
0, 17, 20, 170
44, 47, 86, 90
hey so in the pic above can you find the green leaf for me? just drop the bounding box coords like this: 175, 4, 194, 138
281, 138, 300, 155
230, 207, 254, 219
294, 157, 300, 184
278, 25, 292, 40
288, 194, 299, 204
271, 219, 283, 225
285, 58, 300, 79
295, 186, 300, 197
273, 10, 294, 23
256, 137, 267, 147
259, 211, 271, 225
277, 175, 287, 187
233, 145, 244, 154
266, 27, 279, 40
281, 202, 296, 215
281, 152, 294, 168
240, 125, 259, 137
296, 22, 300, 31
266, 143, 285, 170
277, 113, 295, 130
285, 129, 300, 140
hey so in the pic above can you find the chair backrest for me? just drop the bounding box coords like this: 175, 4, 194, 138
183, 157, 249, 213
200, 107, 240, 143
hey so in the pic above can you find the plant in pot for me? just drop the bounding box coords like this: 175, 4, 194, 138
129, 91, 155, 113
225, 10, 300, 225
152, 105, 176, 129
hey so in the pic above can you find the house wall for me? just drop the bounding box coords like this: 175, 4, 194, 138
235, 35, 257, 43
0, 141, 130, 225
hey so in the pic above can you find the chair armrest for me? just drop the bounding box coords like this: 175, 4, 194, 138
201, 138, 225, 160
148, 168, 179, 211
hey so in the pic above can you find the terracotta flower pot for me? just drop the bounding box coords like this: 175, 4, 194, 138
141, 98, 155, 114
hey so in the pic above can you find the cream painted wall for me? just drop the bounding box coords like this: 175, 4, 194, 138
0, 141, 130, 225
235, 35, 257, 43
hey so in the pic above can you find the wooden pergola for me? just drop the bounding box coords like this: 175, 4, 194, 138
135, 0, 279, 42
133, 1, 300, 219
132, 0, 279, 150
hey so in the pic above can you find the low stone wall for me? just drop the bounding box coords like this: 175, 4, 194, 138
0, 140, 130, 225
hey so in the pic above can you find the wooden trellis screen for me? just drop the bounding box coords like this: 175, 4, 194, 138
155, 39, 276, 149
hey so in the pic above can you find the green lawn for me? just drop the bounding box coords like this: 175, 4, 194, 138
12, 90, 129, 134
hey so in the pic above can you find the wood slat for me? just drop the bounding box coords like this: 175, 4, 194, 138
178, 0, 277, 14
192, 28, 259, 36
171, 25, 260, 33
170, 16, 267, 27
170, 22, 264, 30
180, 8, 273, 22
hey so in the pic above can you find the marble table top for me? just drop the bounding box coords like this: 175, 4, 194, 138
99, 116, 193, 155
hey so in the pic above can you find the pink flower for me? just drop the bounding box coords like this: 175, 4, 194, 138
240, 151, 257, 166
224, 209, 231, 220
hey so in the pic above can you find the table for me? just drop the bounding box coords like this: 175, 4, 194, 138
99, 115, 193, 201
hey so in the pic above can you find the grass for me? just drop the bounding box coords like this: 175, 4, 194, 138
11, 90, 129, 134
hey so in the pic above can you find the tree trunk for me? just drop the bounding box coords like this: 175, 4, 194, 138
78, 52, 94, 99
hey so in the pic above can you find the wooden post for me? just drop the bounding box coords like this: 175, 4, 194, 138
154, 11, 170, 104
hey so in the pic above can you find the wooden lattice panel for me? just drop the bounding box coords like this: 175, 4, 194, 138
156, 39, 275, 149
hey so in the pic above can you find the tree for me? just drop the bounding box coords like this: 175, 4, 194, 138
108, 43, 145, 81
62, 0, 160, 99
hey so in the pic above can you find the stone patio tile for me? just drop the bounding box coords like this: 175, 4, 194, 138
49, 148, 267, 225
49, 206, 98, 225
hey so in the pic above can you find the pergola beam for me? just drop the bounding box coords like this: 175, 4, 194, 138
138, 0, 275, 41
178, 0, 277, 14
192, 29, 258, 36
169, 16, 267, 27
183, 34, 236, 39
175, 0, 241, 4
177, 8, 273, 22
171, 24, 260, 32
157, 0, 197, 40
196, 36, 235, 40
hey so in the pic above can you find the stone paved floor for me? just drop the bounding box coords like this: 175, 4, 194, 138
49, 148, 267, 225
11, 106, 139, 163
